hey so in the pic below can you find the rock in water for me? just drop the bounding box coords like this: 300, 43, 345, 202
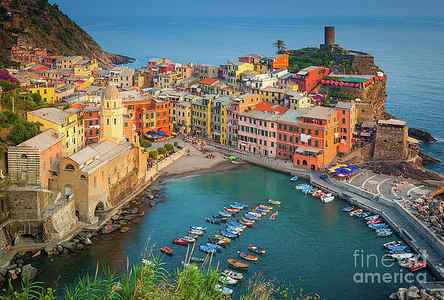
21, 264, 37, 281
409, 128, 437, 143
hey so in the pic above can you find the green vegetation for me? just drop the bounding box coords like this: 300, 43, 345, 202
0, 81, 48, 114
139, 137, 152, 149
164, 143, 174, 154
157, 147, 166, 157
0, 254, 320, 300
149, 150, 158, 160
288, 48, 335, 72
0, 111, 40, 145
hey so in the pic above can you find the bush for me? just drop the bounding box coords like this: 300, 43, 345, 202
139, 138, 152, 148
157, 147, 166, 156
0, 111, 40, 145
164, 143, 174, 153
148, 150, 158, 160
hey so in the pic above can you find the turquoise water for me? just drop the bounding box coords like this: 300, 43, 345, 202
74, 16, 444, 173
34, 166, 431, 299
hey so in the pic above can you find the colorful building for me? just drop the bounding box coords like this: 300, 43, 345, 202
294, 66, 331, 93
172, 99, 192, 135
237, 102, 288, 157
212, 96, 232, 145
272, 54, 289, 70
27, 107, 84, 156
191, 96, 214, 138
30, 84, 56, 104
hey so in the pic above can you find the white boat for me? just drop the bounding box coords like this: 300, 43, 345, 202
215, 284, 233, 295
268, 199, 281, 205
220, 275, 238, 285
289, 176, 299, 182
190, 226, 207, 232
383, 241, 403, 248
321, 194, 335, 203
390, 253, 415, 260
189, 229, 205, 236
223, 269, 244, 280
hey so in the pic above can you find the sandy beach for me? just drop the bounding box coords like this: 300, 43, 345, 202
158, 142, 242, 179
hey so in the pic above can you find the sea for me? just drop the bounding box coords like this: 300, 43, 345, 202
34, 165, 433, 299
73, 16, 444, 173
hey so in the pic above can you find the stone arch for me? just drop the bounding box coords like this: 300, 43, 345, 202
302, 160, 308, 166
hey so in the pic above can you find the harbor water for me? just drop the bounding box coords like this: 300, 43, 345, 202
34, 165, 432, 299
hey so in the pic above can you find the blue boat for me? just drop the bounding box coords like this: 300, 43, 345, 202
387, 245, 408, 251
389, 248, 411, 254
341, 206, 354, 212
205, 243, 223, 252
368, 224, 389, 230
200, 245, 217, 254
230, 202, 248, 210
220, 230, 237, 239
244, 213, 258, 221
227, 220, 242, 227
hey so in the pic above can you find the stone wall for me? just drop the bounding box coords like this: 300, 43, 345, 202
6, 189, 52, 220
374, 124, 409, 161
44, 198, 78, 240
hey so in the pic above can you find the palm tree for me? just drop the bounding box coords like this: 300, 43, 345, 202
273, 40, 286, 53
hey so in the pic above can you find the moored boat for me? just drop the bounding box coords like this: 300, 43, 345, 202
190, 226, 207, 232
220, 275, 238, 285
410, 260, 427, 272
215, 284, 233, 296
341, 206, 354, 212
248, 244, 266, 255
268, 199, 281, 205
160, 246, 173, 255
270, 211, 278, 220
289, 175, 299, 182
218, 211, 232, 218
227, 258, 249, 270
223, 269, 244, 280
199, 244, 217, 254
173, 238, 189, 246
182, 236, 196, 243
239, 252, 258, 262
224, 207, 240, 213
190, 256, 205, 263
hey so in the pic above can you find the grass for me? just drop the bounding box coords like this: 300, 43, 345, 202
0, 247, 321, 300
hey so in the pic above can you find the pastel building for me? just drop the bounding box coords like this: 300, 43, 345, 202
237, 103, 288, 157
212, 96, 232, 145
294, 66, 330, 93
27, 107, 84, 156
191, 96, 213, 138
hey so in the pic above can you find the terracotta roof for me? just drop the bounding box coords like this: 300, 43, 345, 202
200, 78, 219, 86
255, 102, 288, 114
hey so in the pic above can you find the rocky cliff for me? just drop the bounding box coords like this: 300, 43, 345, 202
0, 0, 133, 67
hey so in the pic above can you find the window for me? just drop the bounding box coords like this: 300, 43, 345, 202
65, 164, 75, 171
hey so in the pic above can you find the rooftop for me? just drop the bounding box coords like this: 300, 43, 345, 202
302, 106, 334, 120
28, 107, 70, 125
16, 129, 62, 151
378, 119, 407, 127
69, 140, 133, 174
200, 78, 219, 86
335, 101, 355, 110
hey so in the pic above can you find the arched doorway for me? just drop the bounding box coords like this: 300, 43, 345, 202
94, 202, 106, 221
311, 164, 316, 171
302, 160, 308, 166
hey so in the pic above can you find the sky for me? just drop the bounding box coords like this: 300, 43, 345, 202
50, 0, 444, 18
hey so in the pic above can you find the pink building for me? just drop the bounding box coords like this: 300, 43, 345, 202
237, 102, 288, 157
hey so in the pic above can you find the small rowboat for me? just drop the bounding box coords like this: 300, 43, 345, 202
189, 229, 205, 236
239, 252, 258, 262
410, 260, 427, 272
224, 207, 240, 213
220, 275, 238, 285
223, 269, 244, 280
227, 258, 249, 270
173, 238, 189, 246
160, 246, 173, 255
270, 211, 278, 220
182, 236, 196, 243
259, 204, 273, 210
240, 219, 254, 227
289, 175, 299, 182
190, 226, 207, 232
248, 244, 266, 255
190, 256, 205, 263
215, 284, 233, 296
219, 211, 232, 218
241, 217, 255, 224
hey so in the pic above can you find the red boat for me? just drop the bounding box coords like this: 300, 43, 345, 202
173, 238, 188, 246
410, 260, 427, 272
160, 246, 173, 255
367, 218, 383, 225
224, 207, 240, 213
240, 219, 253, 227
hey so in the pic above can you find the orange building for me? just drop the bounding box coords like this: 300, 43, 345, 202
276, 104, 355, 170
153, 99, 173, 135
272, 54, 289, 70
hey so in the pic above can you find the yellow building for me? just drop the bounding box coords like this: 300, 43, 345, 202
191, 96, 213, 138
172, 100, 192, 134
76, 76, 95, 91
27, 107, 84, 156
101, 85, 125, 144
30, 85, 56, 104
74, 59, 98, 77
212, 96, 232, 145
227, 62, 255, 85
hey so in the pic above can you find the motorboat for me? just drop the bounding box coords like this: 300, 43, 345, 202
367, 218, 383, 225
377, 230, 393, 237
384, 241, 403, 248
268, 199, 281, 205
230, 202, 248, 210
240, 219, 254, 227
182, 236, 196, 243
244, 213, 259, 221
218, 211, 232, 218
190, 256, 205, 263
199, 245, 217, 254
224, 207, 240, 214
160, 246, 173, 255
239, 252, 258, 262
410, 260, 427, 272
341, 206, 354, 212
365, 215, 380, 221
368, 223, 389, 230
190, 226, 207, 232
390, 252, 415, 260
215, 284, 233, 296
349, 209, 363, 216
220, 230, 238, 239
206, 217, 224, 224
248, 244, 266, 255
270, 211, 278, 220
223, 269, 244, 280
227, 258, 249, 270
173, 238, 189, 246
189, 229, 205, 236
205, 243, 223, 252
289, 176, 299, 182
321, 194, 335, 203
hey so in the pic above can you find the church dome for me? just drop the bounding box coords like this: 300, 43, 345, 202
103, 84, 119, 100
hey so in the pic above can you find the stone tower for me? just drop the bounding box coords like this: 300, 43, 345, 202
101, 84, 124, 143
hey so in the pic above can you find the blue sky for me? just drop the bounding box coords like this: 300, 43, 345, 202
51, 0, 444, 18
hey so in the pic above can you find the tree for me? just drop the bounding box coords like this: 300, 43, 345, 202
273, 40, 286, 53
164, 143, 174, 153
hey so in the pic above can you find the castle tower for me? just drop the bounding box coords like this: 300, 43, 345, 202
100, 84, 124, 143
324, 26, 335, 47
